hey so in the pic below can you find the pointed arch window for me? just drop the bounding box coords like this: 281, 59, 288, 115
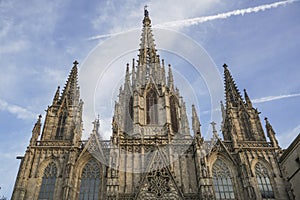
255, 162, 274, 198
125, 96, 134, 133
79, 159, 101, 200
146, 89, 158, 124
38, 162, 57, 200
56, 110, 67, 139
241, 112, 253, 141
170, 96, 178, 133
212, 159, 235, 199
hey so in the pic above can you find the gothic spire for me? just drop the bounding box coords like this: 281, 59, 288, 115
223, 64, 243, 107
244, 89, 253, 108
93, 116, 101, 139
124, 64, 131, 93
264, 117, 279, 148
192, 105, 201, 136
138, 6, 157, 67
125, 64, 130, 82
161, 59, 166, 85
180, 98, 190, 136
30, 115, 42, 145
61, 60, 80, 105
52, 86, 60, 105
220, 101, 225, 129
210, 121, 219, 139
168, 64, 174, 90
132, 59, 136, 87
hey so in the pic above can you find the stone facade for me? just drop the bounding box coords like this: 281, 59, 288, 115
280, 134, 300, 200
12, 9, 290, 200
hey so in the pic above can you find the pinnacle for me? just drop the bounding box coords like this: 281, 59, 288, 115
168, 64, 174, 90
52, 86, 60, 104
223, 64, 243, 107
60, 60, 80, 104
192, 105, 201, 136
264, 117, 271, 126
37, 114, 42, 124
138, 6, 157, 66
244, 88, 253, 107
143, 5, 151, 25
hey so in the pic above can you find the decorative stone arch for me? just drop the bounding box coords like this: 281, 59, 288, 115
36, 156, 61, 179
208, 152, 237, 176
34, 156, 61, 199
250, 157, 273, 175
144, 83, 160, 98
74, 153, 95, 178
72, 152, 94, 198
145, 79, 160, 95
73, 153, 105, 200
251, 158, 278, 199
208, 153, 240, 200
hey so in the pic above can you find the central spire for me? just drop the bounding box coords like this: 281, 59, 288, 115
138, 6, 158, 66
134, 6, 167, 87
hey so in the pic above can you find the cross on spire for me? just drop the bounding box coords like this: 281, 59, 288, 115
210, 121, 217, 133
144, 5, 149, 17
73, 60, 79, 66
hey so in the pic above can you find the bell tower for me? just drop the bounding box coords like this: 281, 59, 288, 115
111, 7, 190, 141
12, 61, 84, 200
106, 8, 196, 199
40, 61, 83, 144
222, 64, 266, 144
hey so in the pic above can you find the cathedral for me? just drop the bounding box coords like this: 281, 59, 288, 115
12, 8, 292, 200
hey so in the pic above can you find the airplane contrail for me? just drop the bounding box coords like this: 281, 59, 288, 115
89, 0, 298, 40
155, 0, 298, 28
252, 93, 300, 103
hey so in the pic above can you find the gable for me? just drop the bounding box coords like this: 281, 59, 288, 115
135, 147, 184, 200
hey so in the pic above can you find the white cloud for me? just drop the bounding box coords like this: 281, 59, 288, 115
0, 19, 11, 38
0, 99, 37, 120
252, 93, 300, 103
0, 0, 64, 56
0, 40, 29, 54
41, 67, 68, 85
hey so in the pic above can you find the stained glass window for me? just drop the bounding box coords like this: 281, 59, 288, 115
79, 159, 101, 200
38, 162, 57, 200
146, 89, 158, 124
212, 159, 235, 199
255, 162, 274, 198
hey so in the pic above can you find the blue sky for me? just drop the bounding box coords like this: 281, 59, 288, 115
0, 0, 299, 198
